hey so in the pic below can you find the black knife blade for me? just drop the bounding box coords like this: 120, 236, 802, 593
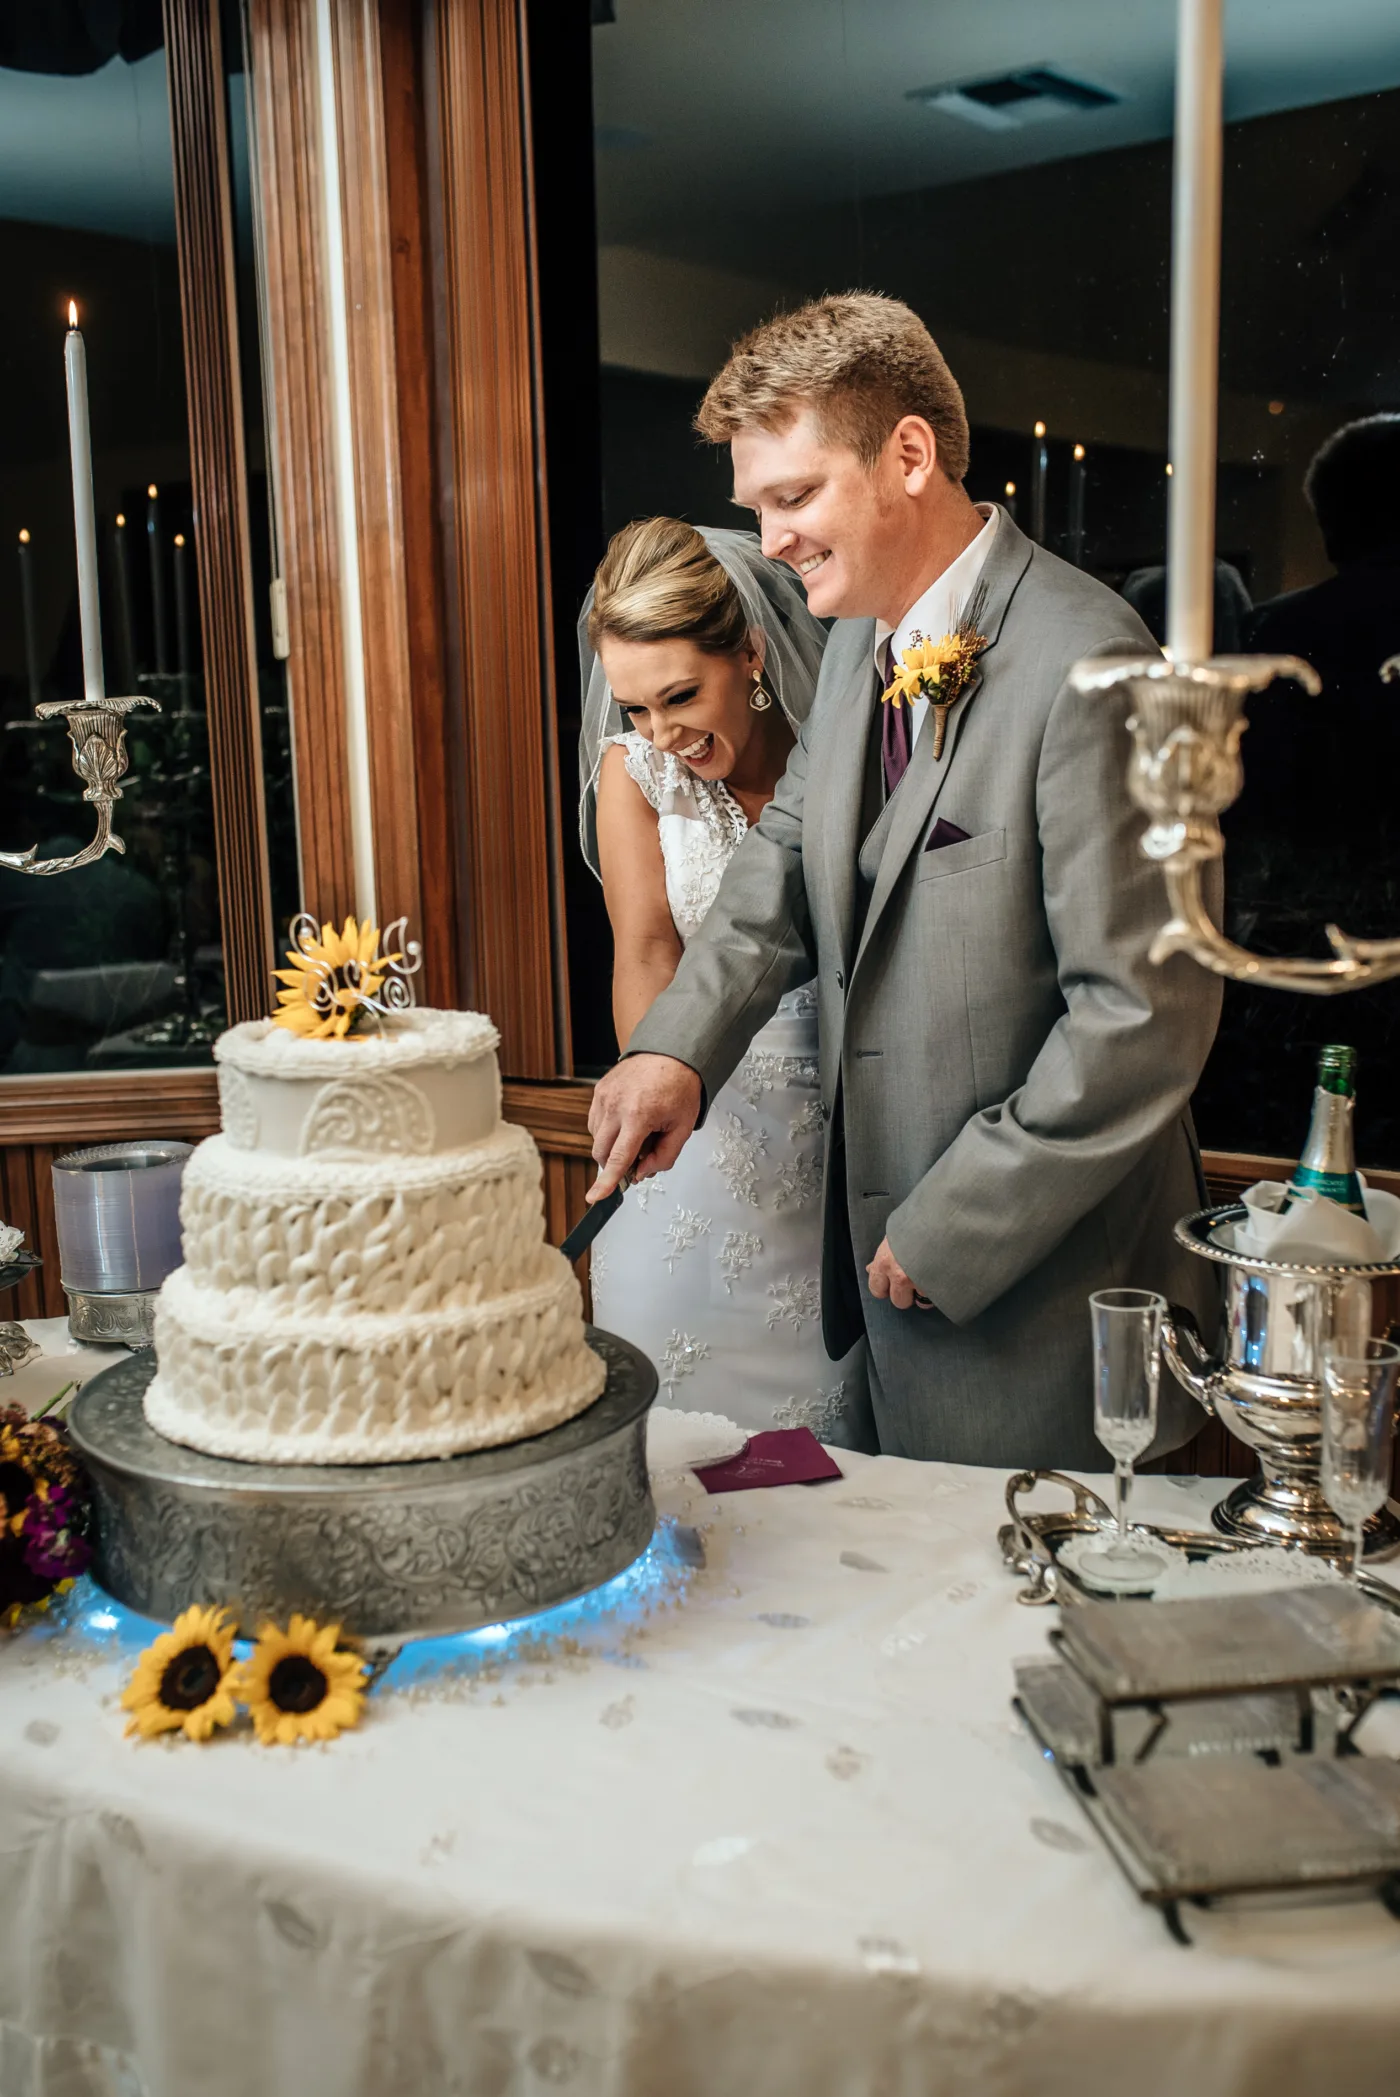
560, 1182, 626, 1264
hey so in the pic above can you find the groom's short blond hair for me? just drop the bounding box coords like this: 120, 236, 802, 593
695, 292, 970, 484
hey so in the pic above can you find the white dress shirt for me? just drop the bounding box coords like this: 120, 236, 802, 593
874, 503, 999, 751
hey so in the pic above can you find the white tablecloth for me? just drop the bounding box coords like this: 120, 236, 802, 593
2, 1450, 1399, 2097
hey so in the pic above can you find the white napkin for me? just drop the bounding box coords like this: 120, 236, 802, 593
0, 1220, 24, 1265
1221, 1179, 1400, 1265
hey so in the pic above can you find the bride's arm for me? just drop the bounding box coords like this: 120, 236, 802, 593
596, 743, 684, 1051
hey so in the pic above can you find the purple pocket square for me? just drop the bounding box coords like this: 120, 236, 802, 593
924, 818, 971, 853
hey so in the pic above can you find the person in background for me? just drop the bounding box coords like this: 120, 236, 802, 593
1193, 413, 1400, 1161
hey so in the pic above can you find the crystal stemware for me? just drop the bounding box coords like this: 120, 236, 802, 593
1077, 1288, 1173, 1589
1320, 1339, 1400, 1581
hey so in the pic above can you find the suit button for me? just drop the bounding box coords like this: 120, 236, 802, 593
835, 969, 845, 990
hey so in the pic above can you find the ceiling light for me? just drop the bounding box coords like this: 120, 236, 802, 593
908, 67, 1121, 133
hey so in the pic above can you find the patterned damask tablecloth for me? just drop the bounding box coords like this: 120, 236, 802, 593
1, 1453, 1399, 2097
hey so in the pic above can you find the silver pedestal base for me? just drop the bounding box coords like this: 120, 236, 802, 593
68, 1330, 657, 1639
65, 1286, 159, 1349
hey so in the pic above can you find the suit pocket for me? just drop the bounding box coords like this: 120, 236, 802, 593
914, 826, 1006, 881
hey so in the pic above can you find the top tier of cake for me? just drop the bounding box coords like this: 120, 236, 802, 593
213, 1009, 501, 1160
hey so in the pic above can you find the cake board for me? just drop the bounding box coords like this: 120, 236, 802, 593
68, 1328, 657, 1641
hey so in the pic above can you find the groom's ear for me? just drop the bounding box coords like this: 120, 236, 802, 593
889, 415, 940, 497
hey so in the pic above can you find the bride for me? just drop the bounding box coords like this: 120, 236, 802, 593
579, 519, 870, 1445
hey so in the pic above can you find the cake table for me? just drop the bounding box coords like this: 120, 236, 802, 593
1, 1456, 1398, 2097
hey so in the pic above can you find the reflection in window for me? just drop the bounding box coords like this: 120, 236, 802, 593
556, 1, 1400, 1157
0, 16, 291, 1075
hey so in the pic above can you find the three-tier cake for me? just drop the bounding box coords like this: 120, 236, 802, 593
143, 1009, 605, 1464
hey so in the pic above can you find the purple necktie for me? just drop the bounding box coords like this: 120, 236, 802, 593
880, 643, 911, 799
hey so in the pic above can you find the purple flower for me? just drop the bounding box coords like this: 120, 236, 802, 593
20, 1486, 91, 1581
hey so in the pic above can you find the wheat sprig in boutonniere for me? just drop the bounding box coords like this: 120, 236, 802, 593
881, 580, 990, 761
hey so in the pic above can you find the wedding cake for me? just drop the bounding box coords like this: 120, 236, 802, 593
143, 1008, 605, 1464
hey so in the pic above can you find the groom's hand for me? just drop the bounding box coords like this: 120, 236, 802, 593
588, 1054, 703, 1202
866, 1239, 933, 1312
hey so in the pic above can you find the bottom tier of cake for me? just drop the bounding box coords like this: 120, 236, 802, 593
143, 1254, 606, 1464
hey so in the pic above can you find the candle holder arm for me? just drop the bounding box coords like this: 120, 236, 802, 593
1071, 651, 1400, 994
1, 695, 160, 878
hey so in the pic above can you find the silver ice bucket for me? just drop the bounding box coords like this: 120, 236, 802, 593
1163, 1202, 1400, 1557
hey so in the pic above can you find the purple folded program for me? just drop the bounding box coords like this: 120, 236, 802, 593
924, 818, 971, 852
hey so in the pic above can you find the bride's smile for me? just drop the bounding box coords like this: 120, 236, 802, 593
598, 631, 792, 808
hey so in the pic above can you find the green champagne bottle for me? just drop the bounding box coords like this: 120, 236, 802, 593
1282, 1044, 1365, 1215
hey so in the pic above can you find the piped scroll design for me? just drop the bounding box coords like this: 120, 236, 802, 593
0, 696, 159, 877
1070, 651, 1400, 994
300, 1075, 435, 1158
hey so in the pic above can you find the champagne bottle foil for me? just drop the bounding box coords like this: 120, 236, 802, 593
52, 1141, 192, 1294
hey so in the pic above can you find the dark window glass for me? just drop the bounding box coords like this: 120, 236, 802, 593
0, 16, 291, 1076
540, 2, 1400, 1160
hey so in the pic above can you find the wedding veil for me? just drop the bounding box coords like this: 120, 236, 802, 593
577, 526, 828, 879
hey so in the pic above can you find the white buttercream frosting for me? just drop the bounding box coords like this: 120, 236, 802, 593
215, 1008, 499, 1078
146, 1007, 603, 1464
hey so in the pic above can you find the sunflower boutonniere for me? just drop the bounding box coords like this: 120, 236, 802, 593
881, 580, 990, 761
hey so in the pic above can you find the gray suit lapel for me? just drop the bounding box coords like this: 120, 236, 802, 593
852, 509, 1035, 974
815, 621, 876, 976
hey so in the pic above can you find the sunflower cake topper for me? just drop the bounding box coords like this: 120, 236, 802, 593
881, 579, 990, 761
272, 911, 423, 1040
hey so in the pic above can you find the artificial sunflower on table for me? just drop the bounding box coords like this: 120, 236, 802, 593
271, 916, 401, 1041
121, 1604, 240, 1742
240, 1614, 368, 1745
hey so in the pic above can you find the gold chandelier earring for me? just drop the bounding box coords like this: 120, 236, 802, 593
749, 668, 773, 712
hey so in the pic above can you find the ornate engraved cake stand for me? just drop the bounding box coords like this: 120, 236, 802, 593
68, 1329, 656, 1640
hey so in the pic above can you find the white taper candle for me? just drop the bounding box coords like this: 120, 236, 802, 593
1166, 0, 1223, 662
63, 300, 106, 703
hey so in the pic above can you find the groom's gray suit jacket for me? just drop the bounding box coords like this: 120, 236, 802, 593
627, 512, 1222, 1467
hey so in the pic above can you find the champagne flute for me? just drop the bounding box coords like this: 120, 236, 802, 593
1320, 1339, 1399, 1581
1080, 1288, 1173, 1587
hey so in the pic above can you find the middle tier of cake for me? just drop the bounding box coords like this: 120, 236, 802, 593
178, 1121, 551, 1314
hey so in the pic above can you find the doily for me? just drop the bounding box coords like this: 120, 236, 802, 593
646, 1407, 747, 1481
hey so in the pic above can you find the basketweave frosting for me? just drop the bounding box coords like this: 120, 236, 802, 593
145, 1005, 602, 1466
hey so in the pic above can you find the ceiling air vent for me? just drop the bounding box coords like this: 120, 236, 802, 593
908, 67, 1121, 132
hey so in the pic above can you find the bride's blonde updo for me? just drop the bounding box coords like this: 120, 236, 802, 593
587, 518, 750, 657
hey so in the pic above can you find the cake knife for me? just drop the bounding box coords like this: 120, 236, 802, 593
560, 1174, 630, 1265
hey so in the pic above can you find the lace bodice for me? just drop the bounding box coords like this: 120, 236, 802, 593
611, 733, 749, 942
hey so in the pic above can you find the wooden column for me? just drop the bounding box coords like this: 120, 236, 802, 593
163, 0, 274, 1020
426, 0, 564, 1075
327, 0, 423, 944
245, 0, 355, 926
379, 0, 461, 1008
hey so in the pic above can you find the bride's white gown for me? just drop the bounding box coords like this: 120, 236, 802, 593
589, 734, 869, 1442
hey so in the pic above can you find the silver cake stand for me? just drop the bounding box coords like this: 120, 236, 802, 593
68, 1329, 656, 1640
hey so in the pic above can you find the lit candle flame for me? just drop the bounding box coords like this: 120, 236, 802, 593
1034, 420, 1046, 439
1165, 462, 1174, 477
147, 483, 158, 499
174, 533, 185, 548
1004, 481, 1016, 497
116, 513, 126, 528
67, 299, 78, 328
18, 528, 30, 544
1073, 443, 1085, 461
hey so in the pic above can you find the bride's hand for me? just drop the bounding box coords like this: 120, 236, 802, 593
866, 1240, 934, 1312
588, 1054, 703, 1201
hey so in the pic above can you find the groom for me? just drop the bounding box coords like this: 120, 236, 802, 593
588, 293, 1221, 1468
